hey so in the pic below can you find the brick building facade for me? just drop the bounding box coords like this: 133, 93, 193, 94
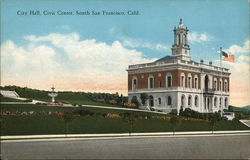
127, 19, 230, 114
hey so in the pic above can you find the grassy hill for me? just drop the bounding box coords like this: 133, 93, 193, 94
0, 85, 124, 107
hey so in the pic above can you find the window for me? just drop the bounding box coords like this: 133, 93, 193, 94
219, 97, 222, 107
132, 77, 137, 90
181, 76, 185, 87
159, 80, 162, 88
187, 74, 192, 88
224, 98, 228, 108
188, 95, 192, 107
149, 96, 154, 107
188, 77, 191, 88
167, 76, 172, 87
168, 96, 172, 106
148, 75, 154, 89
195, 96, 198, 107
219, 79, 222, 91
194, 75, 198, 89
180, 73, 185, 88
166, 73, 172, 88
150, 78, 153, 88
214, 97, 217, 107
224, 80, 228, 92
181, 95, 185, 107
158, 97, 161, 105
194, 78, 198, 89
214, 79, 217, 90
177, 34, 180, 45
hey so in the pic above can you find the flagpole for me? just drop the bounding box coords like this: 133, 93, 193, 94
220, 47, 223, 117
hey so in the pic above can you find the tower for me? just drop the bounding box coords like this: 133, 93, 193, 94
171, 19, 190, 61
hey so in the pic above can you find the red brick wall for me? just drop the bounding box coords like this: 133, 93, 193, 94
128, 69, 201, 90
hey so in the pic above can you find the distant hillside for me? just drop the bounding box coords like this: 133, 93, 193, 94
228, 105, 249, 112
0, 85, 126, 107
243, 106, 250, 111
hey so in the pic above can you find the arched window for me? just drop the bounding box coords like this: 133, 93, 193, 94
181, 95, 185, 107
177, 34, 180, 45
159, 80, 162, 88
219, 97, 223, 108
168, 96, 172, 106
205, 75, 209, 91
187, 73, 192, 88
214, 97, 217, 107
195, 96, 198, 107
166, 73, 172, 88
132, 77, 137, 90
219, 78, 222, 91
224, 98, 228, 108
224, 80, 228, 92
188, 95, 192, 107
180, 72, 185, 88
194, 75, 198, 89
158, 97, 161, 105
213, 78, 217, 90
148, 75, 154, 89
149, 95, 154, 107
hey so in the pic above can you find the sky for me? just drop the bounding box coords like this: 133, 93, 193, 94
1, 0, 249, 107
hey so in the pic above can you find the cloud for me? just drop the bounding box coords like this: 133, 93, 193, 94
223, 40, 250, 107
108, 26, 170, 52
122, 38, 170, 52
225, 40, 249, 54
188, 32, 212, 43
1, 32, 155, 94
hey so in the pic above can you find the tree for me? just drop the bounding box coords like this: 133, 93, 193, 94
170, 116, 180, 135
208, 113, 220, 134
62, 111, 74, 137
123, 113, 137, 136
140, 93, 149, 106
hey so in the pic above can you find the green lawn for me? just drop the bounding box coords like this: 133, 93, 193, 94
1, 115, 248, 136
1, 104, 249, 136
0, 97, 24, 102
1, 104, 166, 117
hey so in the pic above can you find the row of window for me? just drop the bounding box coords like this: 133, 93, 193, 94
213, 78, 228, 92
180, 73, 199, 89
213, 97, 228, 108
132, 72, 198, 90
181, 95, 199, 108
157, 96, 172, 106
132, 74, 229, 93
180, 94, 228, 109
143, 95, 228, 109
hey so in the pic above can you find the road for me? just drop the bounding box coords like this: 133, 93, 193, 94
1, 134, 250, 159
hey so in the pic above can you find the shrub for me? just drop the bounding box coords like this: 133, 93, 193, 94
124, 102, 137, 108
140, 93, 148, 106
169, 109, 177, 115
131, 96, 140, 107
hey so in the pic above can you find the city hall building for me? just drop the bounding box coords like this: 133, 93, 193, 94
127, 19, 230, 114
